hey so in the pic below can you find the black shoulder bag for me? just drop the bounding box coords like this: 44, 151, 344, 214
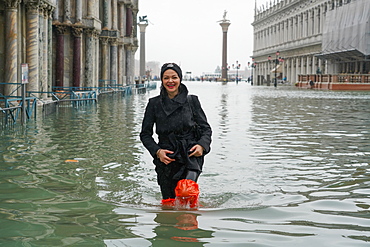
187, 95, 202, 140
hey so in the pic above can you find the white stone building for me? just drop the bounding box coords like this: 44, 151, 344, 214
251, 0, 370, 86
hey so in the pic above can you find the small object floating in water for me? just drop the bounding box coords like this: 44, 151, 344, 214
65, 159, 79, 163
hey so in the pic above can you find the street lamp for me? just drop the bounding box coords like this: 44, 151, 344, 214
248, 58, 256, 85
268, 51, 281, 87
274, 51, 280, 87
232, 61, 241, 83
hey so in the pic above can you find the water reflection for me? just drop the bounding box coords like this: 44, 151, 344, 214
149, 211, 214, 246
1, 83, 370, 246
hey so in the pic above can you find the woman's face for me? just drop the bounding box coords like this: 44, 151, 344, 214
162, 69, 180, 97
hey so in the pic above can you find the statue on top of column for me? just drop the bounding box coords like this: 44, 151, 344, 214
139, 16, 148, 24
219, 10, 230, 23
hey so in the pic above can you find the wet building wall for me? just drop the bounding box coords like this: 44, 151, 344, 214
0, 0, 139, 98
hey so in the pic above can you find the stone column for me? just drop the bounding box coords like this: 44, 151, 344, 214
47, 6, 54, 93
118, 44, 123, 84
64, 0, 71, 24
103, 0, 110, 29
138, 23, 148, 83
4, 1, 21, 96
320, 5, 324, 34
40, 4, 49, 99
312, 56, 316, 74
53, 0, 59, 21
72, 27, 83, 88
55, 25, 66, 88
38, 8, 44, 92
85, 29, 99, 88
290, 58, 294, 83
112, 0, 118, 30
296, 57, 301, 79
307, 56, 311, 75
94, 34, 100, 88
26, 2, 40, 92
85, 29, 94, 88
101, 37, 110, 86
219, 20, 231, 82
76, 0, 82, 24
87, 0, 95, 18
126, 6, 133, 36
126, 47, 132, 84
119, 3, 125, 36
304, 11, 308, 37
126, 45, 138, 85
110, 40, 118, 84
122, 46, 127, 85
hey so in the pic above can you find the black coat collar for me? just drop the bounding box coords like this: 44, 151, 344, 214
160, 83, 188, 116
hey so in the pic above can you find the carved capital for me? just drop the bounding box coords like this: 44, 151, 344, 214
72, 27, 84, 37
86, 28, 101, 38
40, 2, 55, 19
101, 37, 110, 45
55, 25, 67, 35
40, 2, 50, 18
110, 39, 118, 46
4, 0, 21, 9
25, 0, 41, 11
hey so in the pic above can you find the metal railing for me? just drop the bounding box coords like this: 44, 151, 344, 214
0, 83, 37, 126
1, 81, 157, 125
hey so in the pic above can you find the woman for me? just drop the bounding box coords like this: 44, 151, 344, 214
140, 63, 212, 205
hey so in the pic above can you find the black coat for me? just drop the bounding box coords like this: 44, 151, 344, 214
140, 84, 212, 174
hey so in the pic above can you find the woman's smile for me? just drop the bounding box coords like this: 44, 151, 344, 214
162, 69, 180, 98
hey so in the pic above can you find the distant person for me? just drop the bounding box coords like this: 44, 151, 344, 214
309, 80, 315, 88
140, 62, 212, 207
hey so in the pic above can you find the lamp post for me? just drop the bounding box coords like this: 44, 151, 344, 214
268, 51, 281, 87
232, 61, 241, 83
274, 51, 280, 87
248, 58, 256, 85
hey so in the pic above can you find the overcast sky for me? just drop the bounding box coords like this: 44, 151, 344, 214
136, 0, 266, 76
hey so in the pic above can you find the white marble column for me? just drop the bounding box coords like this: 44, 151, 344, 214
138, 23, 148, 82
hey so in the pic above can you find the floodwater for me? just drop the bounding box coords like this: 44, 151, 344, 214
1, 81, 370, 246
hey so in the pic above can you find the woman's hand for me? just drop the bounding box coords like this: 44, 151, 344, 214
188, 144, 204, 157
157, 149, 175, 165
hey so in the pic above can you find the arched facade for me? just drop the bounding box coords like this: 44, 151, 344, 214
252, 0, 370, 86
0, 0, 139, 98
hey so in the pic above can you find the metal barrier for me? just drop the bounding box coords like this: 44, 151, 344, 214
28, 89, 98, 107
0, 96, 37, 125
0, 83, 37, 126
1, 81, 156, 126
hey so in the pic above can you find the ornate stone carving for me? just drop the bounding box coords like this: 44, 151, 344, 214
55, 25, 67, 35
25, 0, 41, 11
4, 0, 21, 8
86, 29, 101, 38
72, 27, 83, 37
100, 37, 110, 45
